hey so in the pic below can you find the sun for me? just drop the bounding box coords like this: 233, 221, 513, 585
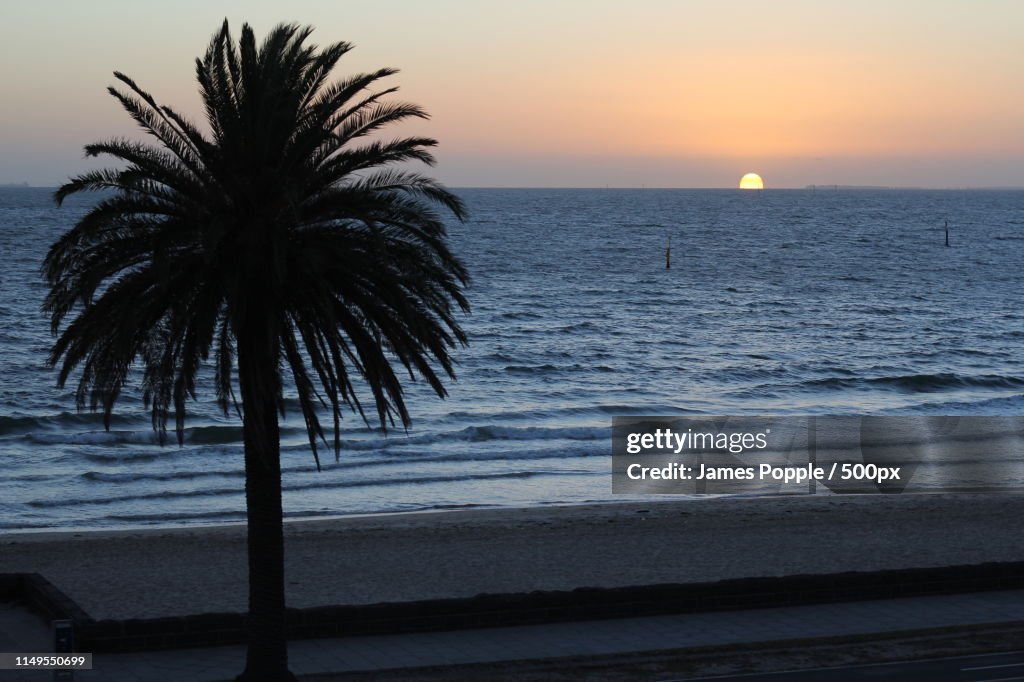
739, 173, 764, 190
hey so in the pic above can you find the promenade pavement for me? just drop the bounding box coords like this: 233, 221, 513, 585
2, 588, 1022, 681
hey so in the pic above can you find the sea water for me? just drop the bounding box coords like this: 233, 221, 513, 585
1, 187, 1022, 529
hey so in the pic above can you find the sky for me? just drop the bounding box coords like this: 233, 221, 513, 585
1, 0, 1022, 188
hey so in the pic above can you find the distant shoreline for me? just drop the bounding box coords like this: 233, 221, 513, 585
803, 184, 1024, 191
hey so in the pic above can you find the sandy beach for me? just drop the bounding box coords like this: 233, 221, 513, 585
1, 494, 1022, 621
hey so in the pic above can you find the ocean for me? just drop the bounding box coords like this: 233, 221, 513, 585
1, 187, 1022, 530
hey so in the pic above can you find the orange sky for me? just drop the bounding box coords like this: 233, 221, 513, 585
1, 1, 1021, 187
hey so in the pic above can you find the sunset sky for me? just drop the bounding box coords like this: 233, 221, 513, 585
1, 0, 1021, 187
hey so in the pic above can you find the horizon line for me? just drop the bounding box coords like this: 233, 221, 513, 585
5, 184, 1024, 191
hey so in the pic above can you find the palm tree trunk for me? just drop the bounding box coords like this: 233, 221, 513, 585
237, 350, 293, 681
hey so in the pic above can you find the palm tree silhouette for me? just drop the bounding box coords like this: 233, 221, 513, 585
43, 20, 468, 681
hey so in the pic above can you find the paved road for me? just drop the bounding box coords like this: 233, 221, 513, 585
679, 651, 1024, 682
4, 591, 1024, 681
72, 589, 1024, 681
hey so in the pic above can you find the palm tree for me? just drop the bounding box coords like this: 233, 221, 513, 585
43, 20, 468, 681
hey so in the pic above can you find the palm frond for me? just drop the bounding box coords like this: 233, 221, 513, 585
46, 19, 469, 459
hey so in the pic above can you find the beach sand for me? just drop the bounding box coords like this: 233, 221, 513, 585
1, 494, 1022, 621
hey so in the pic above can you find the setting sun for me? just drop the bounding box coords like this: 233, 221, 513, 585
739, 173, 764, 190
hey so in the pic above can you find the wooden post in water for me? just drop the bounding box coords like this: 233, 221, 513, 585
945, 219, 950, 247
665, 234, 671, 270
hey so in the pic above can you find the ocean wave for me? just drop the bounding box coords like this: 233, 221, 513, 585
496, 311, 543, 320
79, 446, 602, 483
94, 503, 496, 526
333, 428, 607, 454
81, 469, 243, 483
701, 366, 789, 382
1, 473, 65, 483
0, 414, 42, 434
904, 393, 1024, 414
802, 373, 1024, 393
444, 404, 700, 421
0, 520, 65, 530
78, 439, 345, 463
27, 423, 292, 447
343, 424, 609, 450
0, 411, 141, 436
67, 423, 608, 465
98, 510, 247, 523
502, 363, 615, 374
555, 321, 599, 333
77, 443, 605, 485
30, 470, 568, 508
186, 424, 244, 444
82, 450, 189, 463
2, 405, 378, 443
28, 430, 163, 446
